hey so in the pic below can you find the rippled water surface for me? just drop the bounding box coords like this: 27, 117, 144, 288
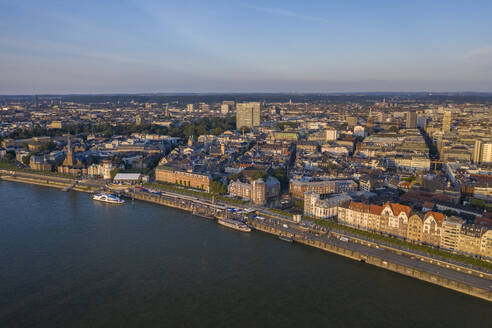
0, 181, 490, 327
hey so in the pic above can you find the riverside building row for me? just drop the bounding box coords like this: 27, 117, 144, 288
334, 200, 492, 259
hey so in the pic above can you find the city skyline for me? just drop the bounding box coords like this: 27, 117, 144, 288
1, 0, 492, 94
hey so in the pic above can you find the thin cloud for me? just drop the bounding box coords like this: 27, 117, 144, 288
0, 36, 145, 65
464, 45, 492, 72
245, 4, 330, 23
465, 45, 492, 60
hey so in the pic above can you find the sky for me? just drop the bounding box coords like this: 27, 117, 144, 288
0, 0, 491, 94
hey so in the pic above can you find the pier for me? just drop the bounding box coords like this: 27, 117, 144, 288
120, 189, 226, 220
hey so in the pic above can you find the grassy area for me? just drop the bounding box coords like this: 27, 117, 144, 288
269, 208, 294, 218
145, 182, 211, 198
469, 198, 492, 211
310, 218, 492, 271
216, 195, 248, 205
0, 160, 19, 170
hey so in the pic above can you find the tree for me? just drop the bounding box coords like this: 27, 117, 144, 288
228, 173, 240, 181
5, 150, 15, 161
443, 209, 458, 216
110, 168, 120, 179
250, 171, 267, 181
272, 167, 288, 189
22, 154, 31, 166
210, 181, 227, 195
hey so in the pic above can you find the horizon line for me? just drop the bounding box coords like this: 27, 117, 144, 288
2, 91, 492, 97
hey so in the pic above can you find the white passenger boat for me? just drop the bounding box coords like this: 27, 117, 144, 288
92, 193, 125, 204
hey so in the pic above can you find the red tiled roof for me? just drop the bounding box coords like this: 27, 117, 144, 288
424, 211, 445, 224
475, 216, 492, 228
349, 201, 370, 212
370, 205, 384, 215
387, 203, 411, 217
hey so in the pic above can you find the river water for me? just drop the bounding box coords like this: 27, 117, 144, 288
0, 181, 490, 327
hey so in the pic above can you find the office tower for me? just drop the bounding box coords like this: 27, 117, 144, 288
473, 140, 483, 164
406, 111, 417, 129
34, 95, 39, 110
186, 104, 194, 113
442, 111, 451, 133
236, 102, 261, 129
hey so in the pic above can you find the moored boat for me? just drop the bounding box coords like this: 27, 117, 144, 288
93, 193, 125, 204
279, 235, 293, 242
218, 218, 251, 232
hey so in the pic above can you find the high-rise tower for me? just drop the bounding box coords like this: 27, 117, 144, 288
236, 102, 261, 130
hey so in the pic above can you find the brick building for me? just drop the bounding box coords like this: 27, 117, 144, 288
155, 166, 211, 192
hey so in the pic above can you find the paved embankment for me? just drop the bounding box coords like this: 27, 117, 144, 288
0, 171, 97, 193
248, 218, 492, 302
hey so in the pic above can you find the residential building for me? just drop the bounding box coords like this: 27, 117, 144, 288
290, 179, 357, 199
440, 216, 464, 251
457, 224, 485, 256
304, 192, 351, 219
337, 201, 384, 231
380, 203, 411, 238
406, 214, 423, 242
220, 104, 229, 114
480, 230, 492, 259
228, 176, 280, 204
421, 211, 445, 246
325, 129, 338, 141
88, 160, 113, 179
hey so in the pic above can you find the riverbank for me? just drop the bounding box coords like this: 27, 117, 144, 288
1, 172, 491, 302
0, 170, 99, 193
250, 220, 492, 302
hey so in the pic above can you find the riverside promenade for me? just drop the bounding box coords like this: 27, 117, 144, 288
0, 170, 100, 193
1, 171, 491, 302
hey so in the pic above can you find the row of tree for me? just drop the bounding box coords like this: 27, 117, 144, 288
7, 116, 236, 140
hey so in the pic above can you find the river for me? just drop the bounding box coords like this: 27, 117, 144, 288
0, 181, 490, 327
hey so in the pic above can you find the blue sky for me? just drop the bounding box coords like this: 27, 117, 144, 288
1, 0, 491, 94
